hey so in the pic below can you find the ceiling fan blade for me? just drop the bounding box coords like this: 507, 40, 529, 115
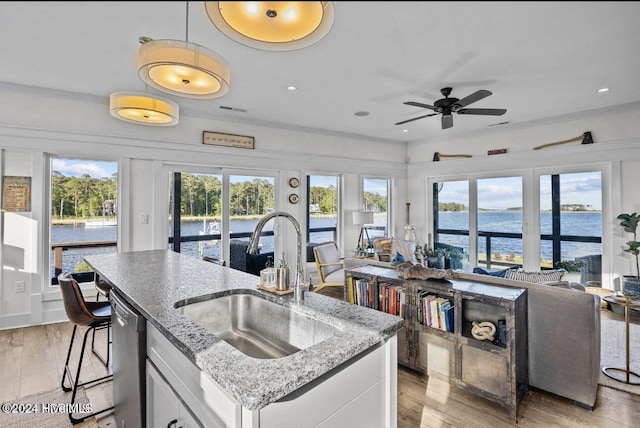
404, 101, 437, 111
457, 108, 507, 116
441, 114, 453, 129
395, 113, 438, 125
454, 90, 492, 108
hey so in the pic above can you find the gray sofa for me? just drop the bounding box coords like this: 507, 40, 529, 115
343, 258, 601, 409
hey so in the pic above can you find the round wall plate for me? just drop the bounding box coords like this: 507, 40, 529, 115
288, 177, 300, 188
288, 193, 299, 204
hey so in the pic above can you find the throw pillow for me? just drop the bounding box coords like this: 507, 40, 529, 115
391, 251, 407, 263
473, 267, 514, 278
390, 237, 417, 263
504, 268, 567, 283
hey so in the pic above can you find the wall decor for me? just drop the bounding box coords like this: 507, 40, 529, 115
2, 176, 31, 212
288, 194, 299, 204
203, 131, 255, 149
432, 152, 472, 162
288, 177, 300, 188
533, 131, 594, 150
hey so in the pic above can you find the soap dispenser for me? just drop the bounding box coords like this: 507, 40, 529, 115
276, 252, 290, 291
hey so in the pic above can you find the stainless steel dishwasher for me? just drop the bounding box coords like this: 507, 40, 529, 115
111, 290, 146, 428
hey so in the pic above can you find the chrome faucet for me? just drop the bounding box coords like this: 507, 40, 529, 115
248, 211, 307, 301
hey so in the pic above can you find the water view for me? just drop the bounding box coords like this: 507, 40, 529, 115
438, 211, 602, 262
51, 210, 599, 278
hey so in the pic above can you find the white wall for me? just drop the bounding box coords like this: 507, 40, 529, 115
0, 84, 408, 329
407, 102, 640, 291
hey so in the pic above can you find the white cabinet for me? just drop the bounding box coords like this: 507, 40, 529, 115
147, 361, 201, 428
146, 323, 397, 428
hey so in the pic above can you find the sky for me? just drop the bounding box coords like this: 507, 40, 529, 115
52, 158, 117, 179
438, 172, 602, 211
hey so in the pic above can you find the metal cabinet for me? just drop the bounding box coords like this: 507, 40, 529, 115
345, 266, 528, 422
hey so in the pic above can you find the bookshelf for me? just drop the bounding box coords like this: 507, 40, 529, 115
345, 265, 528, 421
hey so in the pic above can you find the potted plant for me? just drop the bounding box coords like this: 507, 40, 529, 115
617, 212, 640, 296
422, 246, 446, 269
445, 247, 466, 270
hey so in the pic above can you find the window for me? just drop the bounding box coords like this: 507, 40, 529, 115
433, 180, 470, 252
49, 157, 118, 284
363, 177, 389, 240
306, 175, 338, 244
540, 171, 602, 284
167, 168, 277, 267
432, 168, 605, 280
477, 176, 523, 268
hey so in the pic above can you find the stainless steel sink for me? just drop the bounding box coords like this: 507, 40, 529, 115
176, 293, 341, 359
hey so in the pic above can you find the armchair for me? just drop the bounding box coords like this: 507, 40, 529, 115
313, 242, 345, 293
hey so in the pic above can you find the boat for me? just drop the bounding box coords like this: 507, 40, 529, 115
85, 219, 117, 227
198, 220, 225, 257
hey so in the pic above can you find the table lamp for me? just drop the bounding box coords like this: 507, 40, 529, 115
353, 211, 374, 254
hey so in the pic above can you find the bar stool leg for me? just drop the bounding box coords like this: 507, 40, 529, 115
61, 324, 78, 392
66, 324, 114, 424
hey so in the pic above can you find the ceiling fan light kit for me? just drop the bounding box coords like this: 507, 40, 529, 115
205, 1, 335, 51
396, 87, 507, 129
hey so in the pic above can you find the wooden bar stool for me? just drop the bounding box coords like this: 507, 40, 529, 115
58, 272, 114, 424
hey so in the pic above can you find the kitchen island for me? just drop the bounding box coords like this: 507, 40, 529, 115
85, 250, 403, 428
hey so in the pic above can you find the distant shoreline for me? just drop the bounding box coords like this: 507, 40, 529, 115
51, 213, 341, 226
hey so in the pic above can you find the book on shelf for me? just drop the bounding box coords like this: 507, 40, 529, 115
417, 292, 453, 331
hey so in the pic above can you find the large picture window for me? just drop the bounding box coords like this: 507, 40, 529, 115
49, 157, 118, 284
432, 168, 604, 284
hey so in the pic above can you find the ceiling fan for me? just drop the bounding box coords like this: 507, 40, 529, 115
395, 87, 507, 129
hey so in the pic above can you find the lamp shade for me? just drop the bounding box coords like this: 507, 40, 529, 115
205, 2, 335, 51
109, 92, 179, 126
138, 39, 231, 99
352, 211, 374, 225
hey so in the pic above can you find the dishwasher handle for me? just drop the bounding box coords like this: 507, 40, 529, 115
110, 291, 145, 332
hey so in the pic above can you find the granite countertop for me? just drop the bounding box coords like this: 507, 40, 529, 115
84, 250, 403, 411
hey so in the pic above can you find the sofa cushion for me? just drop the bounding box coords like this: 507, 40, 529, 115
473, 266, 514, 278
325, 269, 345, 284
541, 280, 586, 292
504, 268, 567, 283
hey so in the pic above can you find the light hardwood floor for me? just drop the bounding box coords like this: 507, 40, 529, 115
2, 313, 639, 428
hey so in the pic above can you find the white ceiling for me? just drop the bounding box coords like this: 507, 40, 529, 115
2, 1, 640, 143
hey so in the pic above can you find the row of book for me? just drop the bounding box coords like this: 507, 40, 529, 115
347, 278, 408, 317
417, 290, 454, 333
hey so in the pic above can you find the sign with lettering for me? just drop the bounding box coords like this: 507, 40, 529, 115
203, 131, 255, 149
2, 176, 31, 212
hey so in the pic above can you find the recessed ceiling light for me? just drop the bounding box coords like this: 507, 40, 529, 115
354, 111, 369, 117
597, 87, 610, 93
402, 129, 409, 133
287, 86, 297, 91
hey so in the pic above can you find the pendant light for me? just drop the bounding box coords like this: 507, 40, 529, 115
138, 2, 231, 99
205, 2, 335, 51
109, 91, 179, 126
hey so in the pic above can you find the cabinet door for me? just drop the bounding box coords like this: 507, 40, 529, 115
147, 361, 181, 428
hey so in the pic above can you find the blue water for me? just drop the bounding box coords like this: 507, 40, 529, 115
50, 216, 344, 276
52, 211, 597, 277
438, 211, 602, 261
